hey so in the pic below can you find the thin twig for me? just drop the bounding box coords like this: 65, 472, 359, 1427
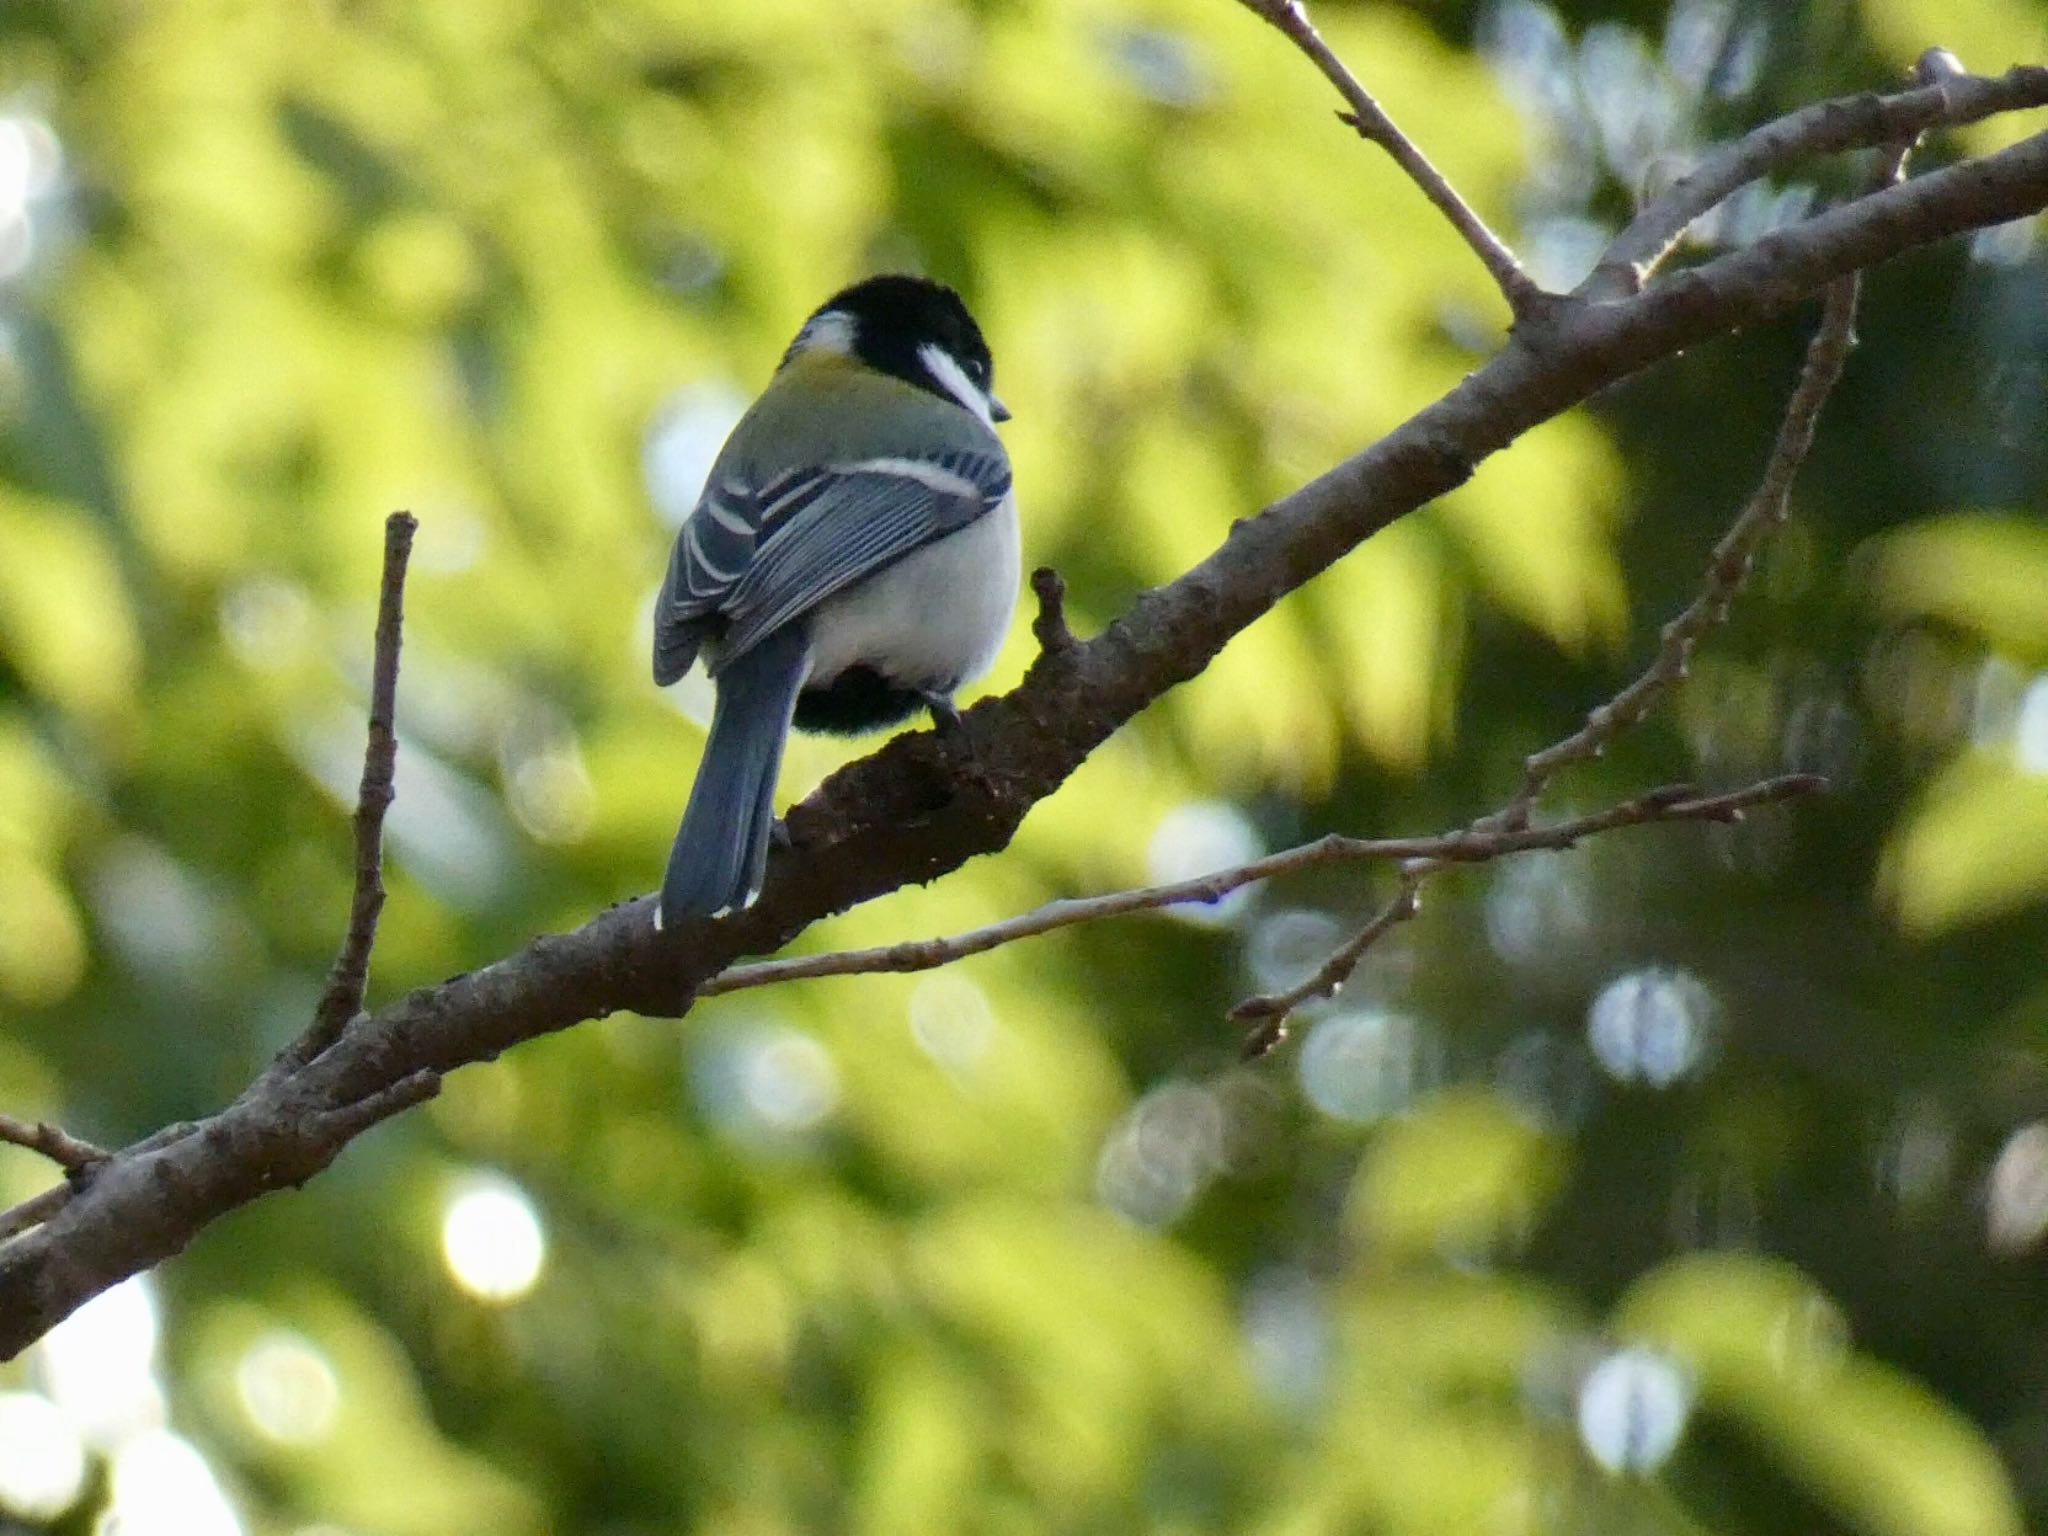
282, 511, 417, 1070
0, 1115, 108, 1248
1587, 57, 2048, 299
1236, 0, 1549, 319
1227, 777, 1816, 1026
0, 1113, 108, 1171
700, 775, 1820, 999
313, 1069, 442, 1142
1235, 877, 1421, 1026
0, 1186, 72, 1245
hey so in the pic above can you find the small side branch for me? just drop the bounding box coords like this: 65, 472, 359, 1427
1236, 0, 1549, 319
1030, 567, 1076, 655
1226, 777, 1814, 1031
700, 774, 1820, 1000
0, 1187, 73, 1245
0, 1113, 109, 1172
282, 511, 418, 1070
1587, 55, 2047, 298
0, 1114, 109, 1245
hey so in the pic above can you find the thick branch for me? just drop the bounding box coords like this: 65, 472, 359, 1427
2, 89, 2045, 1360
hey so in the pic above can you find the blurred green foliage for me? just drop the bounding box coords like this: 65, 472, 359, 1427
0, 0, 2046, 1533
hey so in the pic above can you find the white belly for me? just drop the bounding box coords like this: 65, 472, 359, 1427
804, 493, 1020, 695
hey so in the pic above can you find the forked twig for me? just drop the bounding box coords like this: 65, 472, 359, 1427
1586, 56, 2048, 299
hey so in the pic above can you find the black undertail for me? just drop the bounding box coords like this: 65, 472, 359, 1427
794, 665, 938, 735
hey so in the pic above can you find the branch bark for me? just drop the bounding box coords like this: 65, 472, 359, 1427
1, 67, 2045, 1359
286, 510, 416, 1070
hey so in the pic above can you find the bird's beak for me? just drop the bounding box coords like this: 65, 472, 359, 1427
990, 393, 1013, 423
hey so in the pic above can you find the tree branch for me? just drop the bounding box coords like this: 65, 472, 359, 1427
1236, 121, 1927, 1030
700, 775, 1822, 1001
3, 70, 2046, 1360
275, 511, 416, 1075
1236, 0, 1549, 318
1585, 58, 2048, 299
0, 1114, 109, 1172
0, 1115, 110, 1249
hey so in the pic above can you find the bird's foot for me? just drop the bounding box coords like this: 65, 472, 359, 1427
921, 690, 999, 799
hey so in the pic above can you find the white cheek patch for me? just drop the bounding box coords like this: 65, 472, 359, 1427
917, 342, 995, 428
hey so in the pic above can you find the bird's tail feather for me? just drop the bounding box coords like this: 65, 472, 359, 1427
659, 626, 809, 926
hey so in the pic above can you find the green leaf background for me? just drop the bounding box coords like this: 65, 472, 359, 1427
0, 0, 2045, 1532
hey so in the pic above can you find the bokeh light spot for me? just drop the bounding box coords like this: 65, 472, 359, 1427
105, 1428, 242, 1536
35, 1275, 163, 1447
2014, 675, 2048, 776
644, 384, 749, 528
441, 1175, 546, 1303
694, 1019, 841, 1147
234, 1331, 340, 1446
217, 578, 314, 670
1096, 1080, 1224, 1227
1577, 1346, 1693, 1476
1987, 1122, 2048, 1254
909, 973, 997, 1076
0, 1391, 87, 1520
1147, 801, 1262, 927
1587, 967, 1717, 1087
1299, 1010, 1434, 1123
1242, 1269, 1330, 1414
1245, 908, 1344, 995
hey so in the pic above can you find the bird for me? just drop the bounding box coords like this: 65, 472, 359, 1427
651, 274, 1019, 928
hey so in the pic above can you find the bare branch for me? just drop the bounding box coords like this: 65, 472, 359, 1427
0, 1115, 108, 1245
1030, 567, 1076, 656
282, 511, 418, 1070
703, 775, 1823, 999
3, 77, 2045, 1360
1587, 60, 2048, 299
0, 1186, 73, 1245
1235, 0, 1549, 318
313, 1069, 442, 1143
1242, 129, 1933, 1030
1234, 877, 1421, 1026
1226, 777, 1819, 1028
1490, 132, 1925, 836
0, 1114, 108, 1172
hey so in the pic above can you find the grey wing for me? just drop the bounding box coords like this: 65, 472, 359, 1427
705, 450, 1012, 673
653, 471, 810, 684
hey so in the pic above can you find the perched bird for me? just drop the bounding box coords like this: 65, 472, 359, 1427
652, 275, 1019, 927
